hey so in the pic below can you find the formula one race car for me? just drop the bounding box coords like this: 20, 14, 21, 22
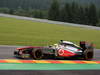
14, 40, 94, 60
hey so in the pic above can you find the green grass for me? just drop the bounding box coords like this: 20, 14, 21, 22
0, 17, 100, 48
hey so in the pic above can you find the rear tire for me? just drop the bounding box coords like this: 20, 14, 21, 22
31, 48, 43, 60
80, 41, 94, 60
83, 49, 93, 60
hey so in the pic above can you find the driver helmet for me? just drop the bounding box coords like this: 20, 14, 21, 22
54, 44, 58, 46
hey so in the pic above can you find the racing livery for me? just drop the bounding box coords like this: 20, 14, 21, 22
14, 40, 94, 60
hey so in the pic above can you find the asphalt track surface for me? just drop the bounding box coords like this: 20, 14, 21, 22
0, 45, 99, 60
0, 70, 100, 75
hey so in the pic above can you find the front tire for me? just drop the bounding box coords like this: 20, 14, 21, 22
31, 48, 43, 60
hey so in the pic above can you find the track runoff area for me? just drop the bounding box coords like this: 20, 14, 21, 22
0, 59, 100, 70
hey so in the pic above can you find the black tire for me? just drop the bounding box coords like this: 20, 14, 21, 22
31, 48, 43, 60
82, 42, 94, 60
80, 41, 94, 60
83, 49, 94, 60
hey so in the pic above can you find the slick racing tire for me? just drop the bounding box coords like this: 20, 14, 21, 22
83, 49, 93, 60
83, 44, 94, 60
80, 41, 94, 60
31, 48, 43, 60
